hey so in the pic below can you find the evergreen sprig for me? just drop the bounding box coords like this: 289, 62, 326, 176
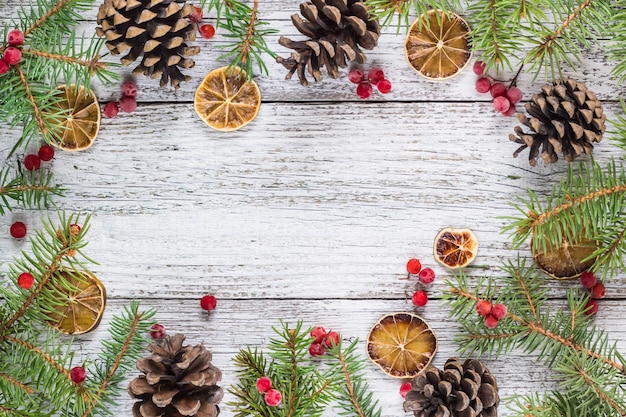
363, 0, 460, 29
608, 0, 626, 83
0, 167, 64, 215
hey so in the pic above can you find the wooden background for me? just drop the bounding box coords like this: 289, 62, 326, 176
1, 1, 626, 415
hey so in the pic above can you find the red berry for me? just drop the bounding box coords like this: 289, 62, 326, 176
418, 267, 435, 284
200, 295, 217, 311
400, 382, 413, 398
411, 291, 428, 307
309, 342, 325, 356
190, 6, 203, 23
8, 29, 25, 46
199, 23, 216, 39
475, 300, 492, 317
590, 282, 606, 299
472, 61, 486, 75
4, 47, 22, 66
475, 77, 491, 94
484, 314, 499, 329
491, 303, 508, 320
356, 81, 372, 99
256, 376, 272, 393
584, 299, 599, 316
10, 221, 27, 239
70, 366, 86, 384
24, 154, 41, 171
506, 86, 523, 103
149, 323, 166, 339
323, 331, 339, 348
119, 96, 137, 113
121, 81, 138, 97
0, 59, 9, 75
580, 271, 597, 289
310, 326, 327, 343
265, 389, 282, 406
490, 82, 507, 98
502, 104, 517, 117
38, 144, 55, 161
493, 96, 511, 113
348, 68, 364, 84
406, 258, 422, 275
103, 101, 119, 118
17, 272, 35, 289
367, 68, 385, 85
377, 78, 392, 94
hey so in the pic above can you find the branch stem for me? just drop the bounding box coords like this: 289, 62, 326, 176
337, 348, 367, 417
23, 0, 73, 37
22, 49, 106, 74
0, 372, 34, 394
15, 65, 48, 138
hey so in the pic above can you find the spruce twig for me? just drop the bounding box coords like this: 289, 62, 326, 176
364, 0, 460, 29
0, 168, 64, 215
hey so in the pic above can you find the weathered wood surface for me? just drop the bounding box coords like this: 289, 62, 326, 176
1, 1, 626, 416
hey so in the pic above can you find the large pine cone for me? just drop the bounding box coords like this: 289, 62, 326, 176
509, 78, 606, 166
404, 357, 499, 417
276, 0, 380, 86
96, 0, 200, 88
128, 333, 223, 417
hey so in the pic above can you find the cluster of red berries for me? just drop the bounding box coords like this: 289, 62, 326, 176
406, 258, 436, 307
200, 294, 217, 311
473, 61, 523, 117
348, 67, 392, 99
103, 81, 139, 118
190, 6, 216, 39
309, 326, 340, 356
256, 376, 282, 406
580, 271, 605, 316
0, 29, 25, 75
475, 299, 508, 329
23, 144, 55, 172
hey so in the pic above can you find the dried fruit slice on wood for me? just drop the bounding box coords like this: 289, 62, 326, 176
532, 237, 598, 279
434, 227, 478, 269
46, 85, 100, 151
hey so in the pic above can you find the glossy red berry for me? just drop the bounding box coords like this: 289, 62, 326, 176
310, 326, 327, 343
580, 271, 597, 289
200, 295, 217, 311
475, 77, 491, 94
356, 82, 372, 99
103, 101, 119, 118
418, 267, 435, 284
590, 282, 606, 299
4, 47, 22, 65
256, 376, 272, 393
491, 303, 508, 320
149, 323, 166, 339
190, 6, 203, 23
406, 258, 422, 275
411, 290, 428, 307
323, 331, 339, 348
506, 86, 523, 103
199, 23, 216, 39
490, 82, 507, 98
367, 67, 385, 85
493, 96, 511, 113
475, 300, 492, 316
472, 61, 486, 75
121, 81, 138, 97
348, 68, 364, 84
119, 95, 137, 113
17, 272, 35, 289
484, 314, 499, 329
0, 59, 9, 75
309, 342, 325, 356
38, 145, 55, 161
265, 389, 282, 406
400, 382, 413, 398
584, 299, 599, 316
24, 154, 41, 171
70, 366, 86, 384
10, 221, 27, 239
8, 29, 25, 46
377, 78, 392, 94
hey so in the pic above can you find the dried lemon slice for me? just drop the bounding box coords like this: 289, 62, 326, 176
194, 66, 261, 131
367, 312, 437, 379
46, 270, 106, 334
404, 10, 472, 80
47, 84, 101, 151
434, 227, 478, 269
532, 237, 597, 280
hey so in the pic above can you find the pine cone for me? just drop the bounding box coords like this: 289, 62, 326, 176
276, 0, 380, 86
404, 357, 499, 417
128, 333, 223, 417
509, 78, 606, 166
95, 0, 200, 88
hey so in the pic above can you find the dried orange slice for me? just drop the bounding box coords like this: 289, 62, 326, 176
532, 237, 597, 280
404, 10, 472, 80
47, 84, 101, 151
434, 227, 478, 269
46, 270, 106, 334
367, 312, 437, 378
194, 66, 261, 131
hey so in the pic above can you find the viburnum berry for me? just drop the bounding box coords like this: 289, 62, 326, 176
502, 105, 517, 117
377, 79, 392, 94
24, 154, 41, 171
200, 294, 217, 311
493, 96, 511, 113
484, 314, 499, 329
70, 366, 86, 384
411, 290, 428, 307
505, 86, 523, 103
356, 81, 373, 99
580, 271, 597, 289
17, 272, 35, 289
473, 60, 486, 76
309, 342, 325, 356
310, 326, 327, 343
38, 144, 55, 161
103, 101, 119, 118
475, 300, 492, 317
367, 67, 385, 85
4, 47, 22, 66
119, 95, 137, 113
323, 331, 339, 348
0, 59, 9, 75
491, 303, 508, 320
490, 82, 507, 98
8, 29, 25, 46
10, 221, 27, 239
475, 77, 491, 94
348, 68, 364, 84
400, 382, 413, 398
256, 376, 272, 393
149, 323, 166, 339
418, 267, 435, 284
199, 23, 216, 39
584, 299, 599, 316
190, 6, 203, 23
121, 81, 138, 97
265, 389, 282, 406
406, 258, 422, 275
590, 282, 606, 299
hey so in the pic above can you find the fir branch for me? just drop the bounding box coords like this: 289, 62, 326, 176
363, 0, 460, 29
608, 0, 626, 83
4, 335, 72, 382
14, 64, 49, 140
0, 372, 34, 395
22, 48, 107, 75
0, 168, 64, 215
22, 0, 76, 37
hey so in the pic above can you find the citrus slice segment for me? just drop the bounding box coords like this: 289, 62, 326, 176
404, 10, 472, 80
367, 312, 437, 378
194, 66, 261, 131
46, 270, 106, 334
47, 84, 101, 151
532, 237, 597, 280
434, 227, 478, 269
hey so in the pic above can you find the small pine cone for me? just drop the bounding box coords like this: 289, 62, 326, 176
404, 357, 499, 417
276, 0, 380, 86
96, 0, 200, 88
509, 78, 606, 166
128, 333, 223, 417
